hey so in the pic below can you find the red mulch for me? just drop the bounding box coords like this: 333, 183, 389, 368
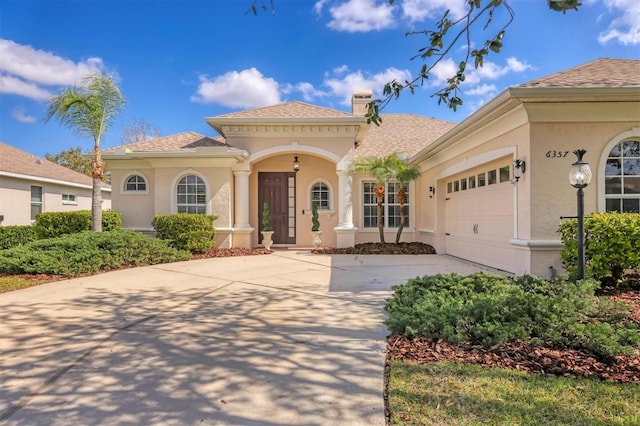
191, 247, 273, 258
314, 242, 437, 255
387, 290, 640, 384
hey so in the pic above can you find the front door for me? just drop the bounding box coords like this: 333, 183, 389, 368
258, 172, 296, 245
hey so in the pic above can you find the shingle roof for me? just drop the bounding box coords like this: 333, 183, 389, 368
518, 58, 640, 88
214, 101, 354, 119
356, 114, 456, 158
0, 141, 104, 187
102, 131, 227, 153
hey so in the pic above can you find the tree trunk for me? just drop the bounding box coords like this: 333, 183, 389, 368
91, 144, 103, 232
376, 184, 385, 243
395, 187, 406, 244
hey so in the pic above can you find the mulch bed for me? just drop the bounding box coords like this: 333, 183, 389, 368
314, 242, 437, 255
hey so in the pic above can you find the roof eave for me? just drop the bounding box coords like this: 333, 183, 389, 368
0, 170, 110, 192
205, 116, 367, 137
102, 147, 249, 160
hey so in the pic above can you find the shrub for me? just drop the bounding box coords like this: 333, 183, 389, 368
0, 226, 37, 249
0, 229, 190, 277
385, 272, 640, 358
152, 213, 217, 253
558, 212, 640, 282
34, 210, 122, 238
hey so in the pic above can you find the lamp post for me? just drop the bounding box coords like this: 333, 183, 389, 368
568, 149, 592, 280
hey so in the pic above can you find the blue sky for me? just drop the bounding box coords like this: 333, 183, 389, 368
1, 0, 639, 158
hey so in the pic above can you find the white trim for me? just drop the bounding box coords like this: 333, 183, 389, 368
0, 171, 111, 193
120, 171, 150, 195
307, 178, 334, 211
250, 144, 342, 164
170, 169, 211, 214
358, 177, 415, 231
597, 127, 640, 212
436, 146, 516, 180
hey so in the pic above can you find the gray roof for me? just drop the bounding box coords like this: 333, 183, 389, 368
102, 131, 228, 154
214, 101, 354, 119
0, 141, 107, 188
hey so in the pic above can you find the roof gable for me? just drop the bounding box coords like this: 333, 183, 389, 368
0, 141, 101, 187
102, 131, 227, 154
213, 101, 354, 119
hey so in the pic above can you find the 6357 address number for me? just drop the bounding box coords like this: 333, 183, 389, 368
546, 150, 569, 158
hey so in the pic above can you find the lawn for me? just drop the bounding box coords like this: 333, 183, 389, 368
389, 360, 640, 425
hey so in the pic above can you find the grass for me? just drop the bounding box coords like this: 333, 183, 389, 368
0, 275, 46, 293
388, 360, 640, 425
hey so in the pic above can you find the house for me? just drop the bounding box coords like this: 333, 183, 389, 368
103, 58, 640, 277
0, 142, 112, 226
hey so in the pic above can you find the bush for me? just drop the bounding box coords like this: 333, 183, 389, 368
558, 212, 640, 282
385, 272, 640, 358
152, 213, 217, 253
34, 210, 122, 238
0, 226, 37, 249
0, 229, 191, 277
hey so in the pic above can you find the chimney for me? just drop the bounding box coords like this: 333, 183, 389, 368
351, 90, 373, 116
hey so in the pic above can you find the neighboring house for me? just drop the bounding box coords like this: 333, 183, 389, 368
0, 142, 111, 226
103, 58, 640, 277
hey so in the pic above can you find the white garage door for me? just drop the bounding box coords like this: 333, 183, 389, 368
444, 164, 516, 273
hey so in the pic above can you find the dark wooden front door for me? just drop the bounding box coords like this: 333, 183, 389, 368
258, 172, 296, 245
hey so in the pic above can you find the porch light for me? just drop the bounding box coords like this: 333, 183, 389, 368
569, 149, 591, 280
293, 155, 300, 173
513, 159, 526, 182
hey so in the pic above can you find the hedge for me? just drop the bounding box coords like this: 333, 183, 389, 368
0, 226, 37, 249
34, 210, 122, 238
152, 213, 217, 253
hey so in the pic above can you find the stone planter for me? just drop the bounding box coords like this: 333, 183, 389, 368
311, 231, 322, 249
261, 230, 274, 251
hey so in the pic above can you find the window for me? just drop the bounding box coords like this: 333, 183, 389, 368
488, 169, 497, 185
461, 178, 468, 191
176, 175, 206, 214
454, 180, 460, 192
499, 166, 510, 183
31, 186, 42, 221
605, 139, 640, 213
468, 175, 476, 189
62, 194, 76, 204
310, 181, 330, 210
125, 174, 147, 192
477, 173, 486, 187
447, 182, 453, 193
362, 181, 410, 228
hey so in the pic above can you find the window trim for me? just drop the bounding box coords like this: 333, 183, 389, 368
598, 128, 640, 213
307, 178, 334, 213
360, 179, 412, 230
62, 193, 77, 205
121, 172, 149, 195
30, 185, 43, 222
170, 170, 210, 214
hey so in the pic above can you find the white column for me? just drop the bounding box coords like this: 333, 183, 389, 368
335, 168, 357, 248
233, 170, 251, 229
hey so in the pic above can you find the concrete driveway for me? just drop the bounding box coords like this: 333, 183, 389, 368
0, 251, 486, 426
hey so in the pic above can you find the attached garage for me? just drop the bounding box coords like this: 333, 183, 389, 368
443, 158, 517, 273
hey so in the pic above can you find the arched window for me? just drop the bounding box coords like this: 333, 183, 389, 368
604, 139, 640, 213
124, 174, 147, 192
310, 181, 331, 210
177, 175, 207, 214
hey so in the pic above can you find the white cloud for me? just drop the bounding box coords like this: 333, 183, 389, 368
465, 83, 498, 97
429, 57, 531, 87
11, 106, 37, 123
597, 0, 640, 45
400, 0, 467, 22
323, 0, 396, 32
190, 68, 282, 108
0, 39, 105, 101
0, 74, 51, 100
323, 66, 412, 105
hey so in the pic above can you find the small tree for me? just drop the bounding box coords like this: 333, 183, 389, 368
46, 73, 126, 231
261, 202, 272, 232
311, 202, 320, 232
351, 155, 395, 243
388, 155, 420, 243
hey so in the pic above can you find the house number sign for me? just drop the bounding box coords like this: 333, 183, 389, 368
545, 150, 569, 158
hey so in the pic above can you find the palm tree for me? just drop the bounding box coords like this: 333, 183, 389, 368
351, 155, 395, 243
388, 155, 420, 243
46, 73, 126, 231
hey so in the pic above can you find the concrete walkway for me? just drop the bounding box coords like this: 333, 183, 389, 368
0, 251, 487, 426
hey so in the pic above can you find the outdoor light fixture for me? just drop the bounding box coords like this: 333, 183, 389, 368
293, 155, 300, 173
428, 186, 435, 198
513, 159, 526, 182
569, 149, 592, 280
